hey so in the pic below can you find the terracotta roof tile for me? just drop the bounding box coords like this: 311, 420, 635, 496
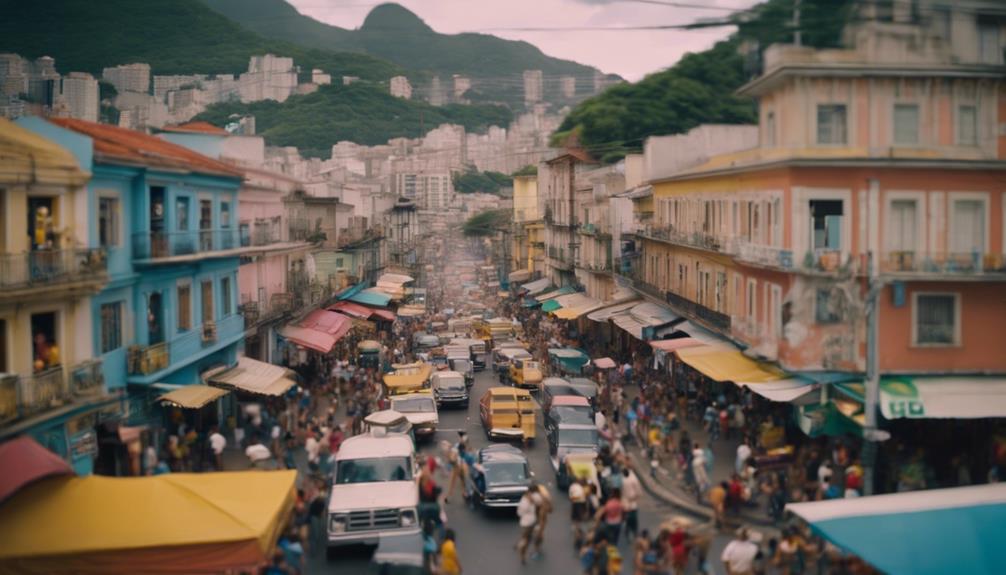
48, 118, 241, 178
159, 121, 229, 135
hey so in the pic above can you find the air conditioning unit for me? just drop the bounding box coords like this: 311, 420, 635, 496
202, 320, 218, 343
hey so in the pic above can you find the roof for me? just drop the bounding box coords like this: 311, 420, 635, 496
208, 357, 297, 397
787, 483, 1006, 575
347, 288, 393, 308
0, 118, 89, 186
159, 385, 229, 409
546, 148, 596, 165
337, 434, 414, 460
48, 118, 241, 178
551, 396, 592, 407
0, 471, 297, 572
158, 121, 229, 135
0, 437, 74, 505
487, 387, 533, 397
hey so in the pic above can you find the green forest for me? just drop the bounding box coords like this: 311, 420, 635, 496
193, 83, 513, 158
462, 209, 511, 237
553, 0, 853, 162
452, 169, 513, 195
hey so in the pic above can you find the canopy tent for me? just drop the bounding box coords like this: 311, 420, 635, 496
879, 376, 1006, 420
548, 348, 591, 373
736, 378, 819, 403
328, 301, 373, 319
610, 301, 679, 340
593, 357, 617, 369
347, 288, 393, 308
508, 269, 531, 283
676, 347, 786, 383
520, 277, 551, 295
787, 484, 1006, 575
208, 357, 297, 397
0, 470, 298, 574
535, 285, 575, 302
552, 293, 603, 320
0, 437, 73, 505
541, 298, 562, 313
649, 338, 708, 353
278, 325, 336, 353
586, 299, 641, 322
279, 310, 353, 353
159, 385, 229, 409
375, 273, 414, 300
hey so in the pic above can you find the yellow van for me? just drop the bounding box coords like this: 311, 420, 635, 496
382, 362, 433, 396
479, 387, 537, 441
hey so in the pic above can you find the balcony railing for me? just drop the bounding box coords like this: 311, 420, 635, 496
735, 242, 795, 270
0, 358, 107, 425
128, 342, 169, 375
578, 260, 612, 272
0, 248, 108, 292
337, 226, 384, 249
18, 366, 67, 416
70, 359, 105, 396
239, 225, 283, 247
880, 251, 1006, 276
132, 229, 239, 260
666, 291, 732, 332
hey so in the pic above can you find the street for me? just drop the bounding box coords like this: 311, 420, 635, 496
308, 365, 741, 575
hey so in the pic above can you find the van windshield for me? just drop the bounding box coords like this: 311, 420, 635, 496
393, 397, 436, 413
450, 359, 472, 372
336, 456, 413, 484
437, 377, 465, 390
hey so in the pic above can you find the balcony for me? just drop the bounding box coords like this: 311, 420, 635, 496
666, 291, 732, 332
577, 260, 612, 273
0, 359, 107, 426
0, 248, 108, 300
735, 242, 795, 270
880, 251, 1006, 278
337, 226, 384, 249
128, 342, 169, 376
132, 229, 239, 261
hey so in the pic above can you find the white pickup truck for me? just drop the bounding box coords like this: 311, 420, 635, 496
327, 434, 419, 549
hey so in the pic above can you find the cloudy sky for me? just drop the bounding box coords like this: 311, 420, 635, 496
288, 0, 761, 81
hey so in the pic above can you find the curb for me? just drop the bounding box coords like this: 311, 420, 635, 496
626, 450, 776, 528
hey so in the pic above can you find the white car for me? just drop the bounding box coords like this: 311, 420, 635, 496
390, 393, 440, 439
327, 434, 419, 549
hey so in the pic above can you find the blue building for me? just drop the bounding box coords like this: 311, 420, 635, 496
18, 118, 246, 472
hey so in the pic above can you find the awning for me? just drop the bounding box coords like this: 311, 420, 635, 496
552, 293, 603, 320
327, 301, 374, 319
586, 299, 640, 322
377, 273, 414, 285
736, 378, 819, 403
301, 309, 353, 339
397, 304, 426, 318
279, 325, 336, 353
158, 385, 229, 409
520, 277, 551, 295
370, 309, 396, 322
0, 470, 298, 574
676, 347, 786, 383
541, 299, 563, 313
880, 376, 1006, 420
611, 312, 649, 340
536, 286, 575, 302
0, 437, 73, 505
787, 484, 1006, 575
673, 320, 735, 347
649, 337, 708, 352
609, 301, 679, 340
208, 357, 297, 396
348, 288, 393, 307
508, 269, 531, 283
593, 357, 616, 369
616, 184, 653, 199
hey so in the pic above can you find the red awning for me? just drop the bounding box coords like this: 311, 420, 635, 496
279, 325, 337, 353
300, 310, 353, 340
328, 301, 373, 319
0, 436, 74, 504
370, 309, 396, 322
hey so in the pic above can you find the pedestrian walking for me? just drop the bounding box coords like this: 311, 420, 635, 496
721, 527, 759, 575
209, 425, 226, 471
440, 529, 462, 575
595, 487, 625, 546
516, 486, 539, 565
692, 442, 711, 496
621, 468, 642, 541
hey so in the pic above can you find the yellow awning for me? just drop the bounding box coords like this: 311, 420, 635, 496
208, 357, 297, 396
551, 293, 603, 320
0, 118, 90, 187
676, 347, 786, 383
158, 385, 228, 409
0, 471, 297, 573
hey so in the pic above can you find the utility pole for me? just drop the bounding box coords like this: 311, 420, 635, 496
862, 177, 889, 495
793, 0, 802, 47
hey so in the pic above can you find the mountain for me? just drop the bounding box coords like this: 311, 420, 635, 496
553, 0, 853, 162
202, 0, 618, 101
0, 0, 403, 80
193, 82, 513, 158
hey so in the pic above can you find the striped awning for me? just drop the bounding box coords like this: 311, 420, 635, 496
159, 385, 229, 409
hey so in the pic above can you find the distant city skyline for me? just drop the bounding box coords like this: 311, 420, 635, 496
288, 0, 760, 82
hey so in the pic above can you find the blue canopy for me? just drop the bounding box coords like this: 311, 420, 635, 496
348, 288, 392, 307
787, 484, 1006, 575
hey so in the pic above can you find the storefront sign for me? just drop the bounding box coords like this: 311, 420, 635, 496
70, 431, 98, 458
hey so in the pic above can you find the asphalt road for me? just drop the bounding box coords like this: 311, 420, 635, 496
309, 367, 746, 575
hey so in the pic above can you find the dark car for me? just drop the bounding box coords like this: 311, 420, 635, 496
544, 395, 594, 434
468, 444, 532, 510
548, 423, 599, 488
368, 532, 425, 575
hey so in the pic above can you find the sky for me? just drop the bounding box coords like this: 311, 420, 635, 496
287, 0, 762, 81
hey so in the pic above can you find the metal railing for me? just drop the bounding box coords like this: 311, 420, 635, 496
666, 291, 732, 332
0, 248, 108, 291
132, 229, 239, 260
70, 359, 105, 396
0, 359, 107, 425
880, 251, 1006, 275
128, 342, 170, 375
734, 242, 795, 269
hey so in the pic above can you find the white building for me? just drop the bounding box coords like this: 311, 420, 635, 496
394, 171, 454, 211
452, 75, 471, 101
390, 75, 412, 99
60, 72, 98, 122
102, 63, 151, 93
0, 53, 27, 97
523, 70, 543, 104
239, 55, 297, 103
560, 76, 576, 98
312, 69, 331, 85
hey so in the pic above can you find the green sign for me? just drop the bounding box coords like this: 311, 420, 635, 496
880, 378, 926, 419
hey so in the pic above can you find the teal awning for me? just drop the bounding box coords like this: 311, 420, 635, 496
348, 288, 392, 307
535, 286, 574, 302
541, 299, 562, 312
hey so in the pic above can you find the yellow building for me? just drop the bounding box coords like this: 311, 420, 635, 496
511, 174, 545, 277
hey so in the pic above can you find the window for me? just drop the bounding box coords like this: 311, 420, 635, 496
176, 197, 189, 231
221, 277, 232, 316
815, 289, 841, 324
817, 104, 847, 145
0, 319, 7, 372
950, 199, 985, 253
98, 197, 119, 247
931, 6, 951, 39
769, 284, 782, 337
914, 293, 958, 345
746, 278, 757, 322
177, 284, 192, 331
809, 200, 844, 251
30, 312, 59, 369
894, 104, 920, 145
979, 23, 1001, 65
765, 111, 776, 146
201, 280, 214, 323
99, 302, 122, 353
957, 105, 977, 145
733, 274, 742, 316
888, 199, 918, 252
220, 202, 231, 228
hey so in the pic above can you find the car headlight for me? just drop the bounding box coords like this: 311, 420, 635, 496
400, 508, 417, 527
329, 513, 348, 533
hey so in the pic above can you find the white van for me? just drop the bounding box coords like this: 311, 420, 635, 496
327, 434, 419, 548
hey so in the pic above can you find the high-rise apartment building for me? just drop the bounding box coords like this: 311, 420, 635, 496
102, 63, 151, 94
523, 70, 543, 104
452, 75, 471, 101
390, 75, 412, 99
239, 55, 297, 103
560, 76, 576, 99
60, 72, 99, 122
0, 53, 27, 98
